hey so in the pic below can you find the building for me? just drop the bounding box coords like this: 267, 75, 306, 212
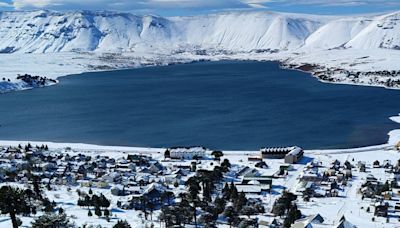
261, 146, 303, 162
261, 147, 292, 159
284, 147, 304, 164
167, 146, 206, 159
235, 184, 262, 194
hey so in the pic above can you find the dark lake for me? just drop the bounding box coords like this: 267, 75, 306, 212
0, 61, 399, 150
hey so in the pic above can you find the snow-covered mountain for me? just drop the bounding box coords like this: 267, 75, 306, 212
0, 10, 399, 54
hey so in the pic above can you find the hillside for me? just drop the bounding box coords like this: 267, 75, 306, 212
0, 10, 400, 92
0, 10, 399, 53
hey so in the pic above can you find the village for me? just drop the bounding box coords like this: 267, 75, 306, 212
0, 142, 399, 227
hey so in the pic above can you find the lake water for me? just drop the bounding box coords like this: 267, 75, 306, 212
0, 61, 399, 150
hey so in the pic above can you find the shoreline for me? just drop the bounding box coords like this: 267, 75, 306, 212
0, 58, 399, 153
0, 113, 399, 154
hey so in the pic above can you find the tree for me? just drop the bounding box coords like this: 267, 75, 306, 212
224, 206, 238, 228
95, 205, 102, 217
283, 203, 301, 228
186, 177, 201, 226
104, 209, 110, 221
31, 212, 73, 228
214, 196, 226, 214
164, 149, 170, 159
113, 220, 131, 228
234, 192, 247, 211
222, 183, 231, 200
241, 206, 257, 218
199, 212, 215, 227
99, 194, 110, 209
211, 151, 224, 160
32, 175, 42, 199
221, 159, 231, 172
230, 182, 238, 201
0, 186, 31, 228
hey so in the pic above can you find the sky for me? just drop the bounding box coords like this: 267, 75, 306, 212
0, 0, 399, 16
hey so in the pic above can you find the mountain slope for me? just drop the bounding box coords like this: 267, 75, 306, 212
0, 10, 399, 54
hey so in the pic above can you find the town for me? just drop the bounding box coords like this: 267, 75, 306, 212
0, 142, 399, 227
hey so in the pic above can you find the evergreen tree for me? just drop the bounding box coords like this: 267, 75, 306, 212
104, 209, 110, 221
0, 186, 31, 228
224, 206, 238, 228
99, 194, 110, 209
31, 212, 73, 228
230, 182, 238, 200
235, 191, 247, 211
95, 205, 102, 217
222, 183, 231, 200
113, 220, 131, 228
214, 196, 226, 214
283, 203, 301, 228
211, 151, 224, 160
241, 206, 257, 218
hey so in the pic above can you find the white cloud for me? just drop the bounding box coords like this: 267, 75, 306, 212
11, 0, 248, 10
5, 0, 400, 13
0, 2, 13, 7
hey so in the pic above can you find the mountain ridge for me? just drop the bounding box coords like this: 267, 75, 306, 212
0, 10, 400, 54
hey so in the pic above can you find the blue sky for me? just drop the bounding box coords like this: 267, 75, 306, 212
0, 0, 399, 16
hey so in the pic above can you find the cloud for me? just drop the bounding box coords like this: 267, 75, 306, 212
0, 1, 13, 8
10, 0, 249, 10
3, 0, 400, 14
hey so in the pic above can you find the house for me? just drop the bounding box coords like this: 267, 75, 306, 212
242, 176, 272, 192
335, 216, 355, 228
284, 147, 304, 164
395, 202, 400, 211
291, 214, 324, 228
248, 155, 263, 161
235, 184, 262, 194
167, 147, 206, 159
373, 160, 380, 168
374, 202, 388, 217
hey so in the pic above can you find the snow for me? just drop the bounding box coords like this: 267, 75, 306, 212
0, 10, 400, 92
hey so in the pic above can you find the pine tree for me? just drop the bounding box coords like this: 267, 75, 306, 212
104, 209, 110, 221
230, 182, 238, 201
0, 186, 31, 228
234, 191, 247, 211
113, 220, 131, 228
222, 183, 231, 200
223, 206, 238, 228
31, 212, 73, 228
95, 205, 102, 217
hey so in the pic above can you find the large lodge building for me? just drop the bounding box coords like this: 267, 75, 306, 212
261, 146, 304, 164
